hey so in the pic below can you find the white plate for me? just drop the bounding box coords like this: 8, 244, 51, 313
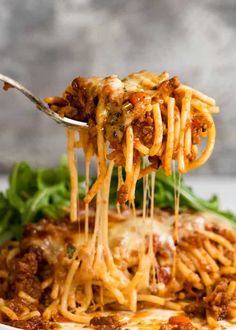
1, 309, 236, 330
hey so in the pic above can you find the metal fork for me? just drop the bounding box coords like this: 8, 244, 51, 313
0, 74, 88, 129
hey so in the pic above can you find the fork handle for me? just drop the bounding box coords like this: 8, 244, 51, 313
0, 73, 88, 129
0, 73, 63, 124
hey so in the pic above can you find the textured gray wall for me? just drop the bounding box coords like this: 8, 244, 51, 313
0, 0, 236, 174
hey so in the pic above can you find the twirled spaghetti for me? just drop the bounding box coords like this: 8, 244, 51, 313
45, 70, 218, 205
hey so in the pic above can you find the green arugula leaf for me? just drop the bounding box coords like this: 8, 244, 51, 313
0, 158, 72, 243
0, 159, 235, 245
154, 169, 236, 226
109, 168, 236, 226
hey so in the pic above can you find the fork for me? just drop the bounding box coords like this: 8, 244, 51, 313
0, 74, 88, 129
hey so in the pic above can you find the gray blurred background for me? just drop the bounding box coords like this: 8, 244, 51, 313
0, 0, 235, 175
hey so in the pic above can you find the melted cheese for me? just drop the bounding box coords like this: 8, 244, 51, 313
109, 216, 174, 259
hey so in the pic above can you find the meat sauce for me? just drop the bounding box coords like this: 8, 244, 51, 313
160, 316, 197, 330
90, 316, 122, 330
